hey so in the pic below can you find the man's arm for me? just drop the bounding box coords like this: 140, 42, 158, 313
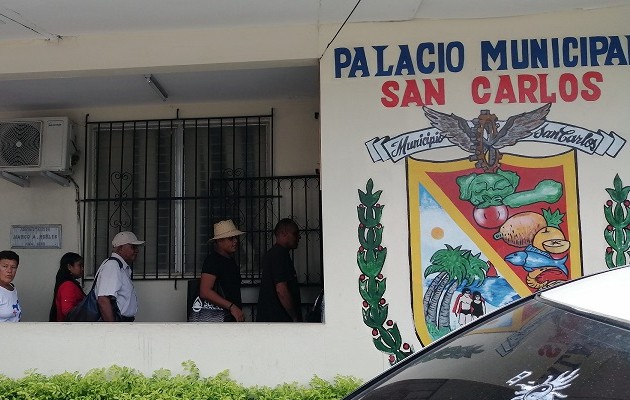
199, 273, 244, 322
275, 282, 299, 322
97, 296, 116, 322
95, 259, 122, 322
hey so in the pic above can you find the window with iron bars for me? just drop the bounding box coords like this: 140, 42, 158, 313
82, 114, 322, 288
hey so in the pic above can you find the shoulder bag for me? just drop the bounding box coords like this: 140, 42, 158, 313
65, 257, 123, 322
188, 280, 228, 322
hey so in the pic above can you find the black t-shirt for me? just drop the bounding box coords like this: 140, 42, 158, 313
201, 252, 242, 309
256, 244, 302, 322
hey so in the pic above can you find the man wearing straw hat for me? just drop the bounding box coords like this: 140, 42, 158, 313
199, 220, 246, 322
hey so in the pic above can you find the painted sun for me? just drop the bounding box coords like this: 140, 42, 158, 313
431, 226, 444, 239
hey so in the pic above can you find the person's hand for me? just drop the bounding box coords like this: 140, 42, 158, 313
230, 305, 245, 322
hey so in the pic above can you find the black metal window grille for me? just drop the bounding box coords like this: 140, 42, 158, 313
82, 114, 322, 287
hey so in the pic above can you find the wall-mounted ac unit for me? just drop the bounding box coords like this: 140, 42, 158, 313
0, 117, 77, 175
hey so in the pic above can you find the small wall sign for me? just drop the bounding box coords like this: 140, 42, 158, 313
10, 224, 62, 249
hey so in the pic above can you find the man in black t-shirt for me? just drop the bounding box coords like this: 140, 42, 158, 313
256, 218, 302, 322
198, 220, 246, 322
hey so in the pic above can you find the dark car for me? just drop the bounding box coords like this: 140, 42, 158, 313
344, 266, 630, 400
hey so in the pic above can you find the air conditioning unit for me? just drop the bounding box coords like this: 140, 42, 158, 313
0, 117, 77, 175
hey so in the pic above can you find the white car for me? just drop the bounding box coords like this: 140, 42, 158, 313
344, 266, 630, 400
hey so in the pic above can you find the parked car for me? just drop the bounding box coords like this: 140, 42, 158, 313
344, 266, 630, 400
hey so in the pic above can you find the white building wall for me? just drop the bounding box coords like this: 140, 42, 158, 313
1, 6, 629, 386
318, 4, 630, 383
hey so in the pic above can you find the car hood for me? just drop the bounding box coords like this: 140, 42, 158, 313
540, 265, 630, 324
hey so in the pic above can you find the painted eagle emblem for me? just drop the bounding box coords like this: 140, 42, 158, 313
423, 104, 551, 172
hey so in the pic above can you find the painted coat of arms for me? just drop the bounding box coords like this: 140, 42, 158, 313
404, 105, 589, 345
404, 105, 587, 345
408, 150, 581, 345
365, 104, 625, 347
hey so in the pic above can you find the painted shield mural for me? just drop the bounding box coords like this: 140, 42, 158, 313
360, 103, 624, 356
407, 151, 582, 345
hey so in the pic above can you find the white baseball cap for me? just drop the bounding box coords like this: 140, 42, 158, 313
112, 231, 145, 247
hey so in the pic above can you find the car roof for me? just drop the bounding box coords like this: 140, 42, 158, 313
540, 266, 630, 324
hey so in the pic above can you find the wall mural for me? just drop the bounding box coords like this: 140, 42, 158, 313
408, 150, 579, 344
604, 174, 630, 268
362, 104, 626, 347
342, 33, 630, 356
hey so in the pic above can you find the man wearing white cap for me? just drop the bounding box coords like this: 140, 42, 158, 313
95, 231, 144, 322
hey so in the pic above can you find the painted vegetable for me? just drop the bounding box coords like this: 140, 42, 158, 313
493, 211, 546, 247
532, 208, 566, 250
503, 180, 563, 208
457, 169, 519, 208
473, 205, 508, 229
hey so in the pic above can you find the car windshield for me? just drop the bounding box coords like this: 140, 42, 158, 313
350, 297, 630, 399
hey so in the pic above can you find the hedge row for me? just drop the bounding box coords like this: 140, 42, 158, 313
0, 361, 362, 400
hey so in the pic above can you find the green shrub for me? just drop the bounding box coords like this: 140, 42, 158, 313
0, 361, 362, 400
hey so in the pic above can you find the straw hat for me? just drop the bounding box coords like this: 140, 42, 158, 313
211, 220, 245, 240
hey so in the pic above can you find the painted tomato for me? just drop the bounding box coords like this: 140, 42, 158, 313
473, 205, 508, 229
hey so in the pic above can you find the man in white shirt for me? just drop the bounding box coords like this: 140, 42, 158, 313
95, 231, 144, 322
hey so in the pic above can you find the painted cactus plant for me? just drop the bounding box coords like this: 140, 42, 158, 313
357, 179, 414, 365
604, 174, 630, 268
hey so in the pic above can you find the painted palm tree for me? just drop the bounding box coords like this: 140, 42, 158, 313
423, 245, 468, 329
423, 244, 489, 334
